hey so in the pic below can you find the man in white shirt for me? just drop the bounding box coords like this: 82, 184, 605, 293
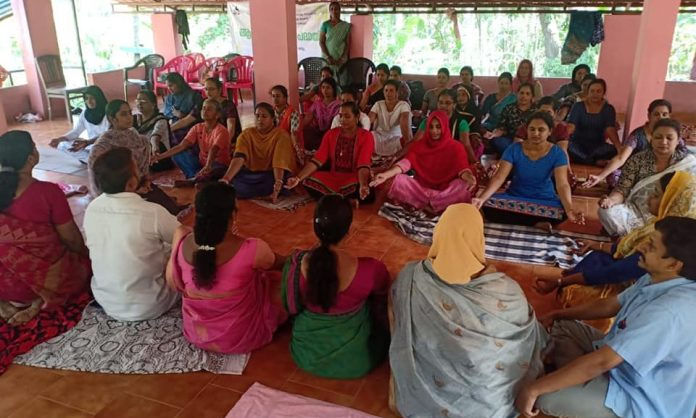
331, 88, 371, 130
84, 147, 179, 321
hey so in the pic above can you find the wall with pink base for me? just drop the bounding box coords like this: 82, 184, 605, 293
88, 68, 144, 103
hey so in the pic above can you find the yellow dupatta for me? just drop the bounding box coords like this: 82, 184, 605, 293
428, 204, 486, 284
235, 127, 297, 173
615, 171, 696, 258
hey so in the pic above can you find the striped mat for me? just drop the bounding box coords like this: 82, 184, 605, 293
378, 202, 610, 270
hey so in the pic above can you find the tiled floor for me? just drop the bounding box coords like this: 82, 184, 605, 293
1, 105, 606, 417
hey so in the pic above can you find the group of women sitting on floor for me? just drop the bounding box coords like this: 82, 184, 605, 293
3, 54, 696, 416
5, 128, 694, 416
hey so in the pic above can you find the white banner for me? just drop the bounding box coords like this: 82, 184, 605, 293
227, 2, 329, 61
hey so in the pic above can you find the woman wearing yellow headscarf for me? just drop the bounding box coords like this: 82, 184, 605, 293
534, 171, 696, 312
389, 204, 548, 418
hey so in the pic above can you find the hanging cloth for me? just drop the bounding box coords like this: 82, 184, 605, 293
561, 11, 604, 64
175, 10, 190, 50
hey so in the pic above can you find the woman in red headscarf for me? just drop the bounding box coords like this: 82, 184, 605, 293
371, 111, 477, 214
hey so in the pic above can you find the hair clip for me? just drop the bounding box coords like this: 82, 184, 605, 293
198, 245, 216, 251
0, 164, 14, 173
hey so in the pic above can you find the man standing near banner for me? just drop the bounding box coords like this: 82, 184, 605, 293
319, 1, 351, 75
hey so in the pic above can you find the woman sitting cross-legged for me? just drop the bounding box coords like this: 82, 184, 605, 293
166, 183, 287, 353
420, 67, 450, 116
473, 111, 578, 229
219, 103, 297, 201
281, 194, 390, 379
480, 72, 516, 134
513, 59, 543, 99
134, 90, 174, 172
369, 79, 412, 159
359, 63, 389, 111
488, 82, 537, 155
203, 77, 242, 149
371, 111, 477, 214
566, 78, 620, 166
285, 102, 375, 204
151, 99, 231, 183
299, 77, 341, 152
584, 99, 672, 189
163, 72, 203, 146
535, 171, 696, 308
413, 89, 471, 150
49, 85, 109, 162
598, 118, 696, 236
454, 85, 484, 163
271, 85, 302, 161
88, 99, 181, 215
389, 204, 548, 418
0, 131, 91, 326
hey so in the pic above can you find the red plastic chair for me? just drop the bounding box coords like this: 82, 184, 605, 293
190, 57, 226, 95
185, 53, 206, 83
221, 55, 254, 106
153, 56, 195, 96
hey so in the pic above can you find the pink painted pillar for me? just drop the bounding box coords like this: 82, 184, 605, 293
624, 0, 680, 136
0, 101, 7, 134
350, 14, 373, 60
249, 0, 299, 108
10, 0, 61, 118
151, 13, 184, 63
596, 15, 640, 116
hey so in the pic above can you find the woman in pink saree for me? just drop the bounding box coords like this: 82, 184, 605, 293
0, 130, 91, 374
166, 182, 287, 354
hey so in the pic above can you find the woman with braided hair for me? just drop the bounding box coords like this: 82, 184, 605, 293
281, 194, 390, 378
166, 182, 287, 353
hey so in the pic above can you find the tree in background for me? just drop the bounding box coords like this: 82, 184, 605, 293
373, 12, 696, 80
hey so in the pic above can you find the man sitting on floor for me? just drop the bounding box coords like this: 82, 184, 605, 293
516, 216, 696, 418
84, 147, 179, 321
152, 99, 231, 184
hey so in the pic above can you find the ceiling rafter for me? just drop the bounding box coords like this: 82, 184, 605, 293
111, 0, 696, 14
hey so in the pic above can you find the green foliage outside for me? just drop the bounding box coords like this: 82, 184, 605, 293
373, 12, 696, 80
187, 13, 233, 56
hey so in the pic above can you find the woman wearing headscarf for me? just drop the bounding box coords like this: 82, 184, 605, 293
371, 111, 476, 214
162, 72, 203, 146
49, 85, 109, 162
389, 204, 548, 418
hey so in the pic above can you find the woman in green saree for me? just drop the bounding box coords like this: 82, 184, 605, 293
319, 2, 351, 74
281, 194, 390, 379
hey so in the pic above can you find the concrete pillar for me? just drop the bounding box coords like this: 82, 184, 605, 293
0, 100, 7, 134
624, 0, 680, 136
10, 0, 62, 118
596, 15, 641, 116
151, 13, 184, 63
249, 0, 299, 108
350, 14, 373, 60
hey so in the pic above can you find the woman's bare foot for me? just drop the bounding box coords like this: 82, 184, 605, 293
7, 299, 42, 326
0, 301, 19, 322
534, 221, 554, 233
